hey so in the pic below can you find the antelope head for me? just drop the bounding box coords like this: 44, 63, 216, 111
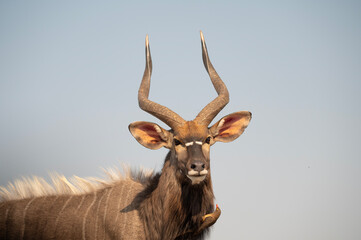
129, 32, 252, 185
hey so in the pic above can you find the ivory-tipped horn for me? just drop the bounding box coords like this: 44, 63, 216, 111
138, 35, 186, 130
194, 31, 229, 126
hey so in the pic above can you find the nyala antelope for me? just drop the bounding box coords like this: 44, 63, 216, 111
0, 31, 252, 240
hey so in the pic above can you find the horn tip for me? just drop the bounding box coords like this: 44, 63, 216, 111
145, 34, 149, 46
200, 31, 204, 41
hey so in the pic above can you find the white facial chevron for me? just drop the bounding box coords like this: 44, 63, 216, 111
185, 141, 203, 147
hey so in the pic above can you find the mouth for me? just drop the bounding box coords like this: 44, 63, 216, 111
187, 169, 208, 184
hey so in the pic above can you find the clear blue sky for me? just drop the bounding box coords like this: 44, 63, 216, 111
1, 1, 360, 239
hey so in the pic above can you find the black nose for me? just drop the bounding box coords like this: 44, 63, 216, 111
190, 161, 205, 172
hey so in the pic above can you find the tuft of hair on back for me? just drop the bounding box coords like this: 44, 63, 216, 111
0, 164, 155, 202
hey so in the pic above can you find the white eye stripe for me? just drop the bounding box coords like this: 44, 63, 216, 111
195, 141, 203, 145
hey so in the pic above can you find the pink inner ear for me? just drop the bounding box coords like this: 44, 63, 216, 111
218, 115, 241, 134
139, 124, 162, 142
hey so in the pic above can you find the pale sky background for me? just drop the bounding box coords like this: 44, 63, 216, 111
1, 1, 360, 239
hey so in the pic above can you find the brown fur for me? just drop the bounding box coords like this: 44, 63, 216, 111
122, 152, 214, 240
0, 151, 214, 240
0, 177, 146, 239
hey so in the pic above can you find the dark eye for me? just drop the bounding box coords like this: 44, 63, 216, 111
205, 136, 211, 144
174, 139, 182, 146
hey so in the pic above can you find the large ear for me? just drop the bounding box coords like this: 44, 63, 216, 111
209, 111, 252, 143
129, 121, 172, 149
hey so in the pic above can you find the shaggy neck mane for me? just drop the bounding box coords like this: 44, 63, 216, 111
123, 152, 215, 239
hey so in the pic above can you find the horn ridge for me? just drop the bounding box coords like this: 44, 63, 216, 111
138, 35, 186, 130
194, 31, 230, 126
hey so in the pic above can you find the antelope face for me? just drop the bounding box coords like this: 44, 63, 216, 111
129, 111, 251, 185
129, 31, 252, 185
173, 121, 210, 184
